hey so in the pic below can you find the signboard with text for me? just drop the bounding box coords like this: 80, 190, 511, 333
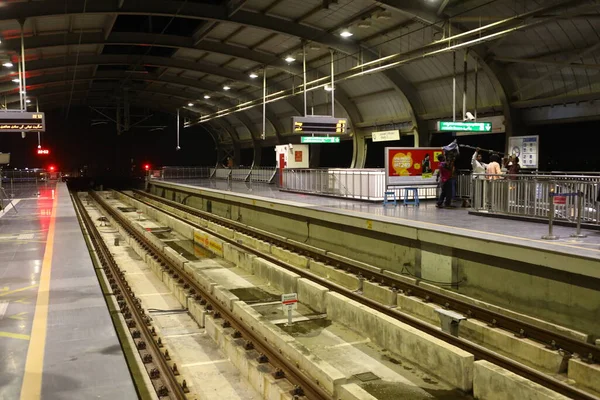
281, 293, 298, 311
508, 135, 539, 169
372, 130, 400, 142
301, 136, 340, 144
0, 112, 46, 132
37, 148, 50, 155
437, 121, 492, 133
385, 147, 443, 187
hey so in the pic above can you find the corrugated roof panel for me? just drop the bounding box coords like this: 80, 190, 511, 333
227, 27, 273, 46
208, 23, 246, 41
341, 74, 395, 98
266, 0, 322, 20
222, 58, 259, 72
195, 52, 232, 65
172, 48, 205, 60
34, 15, 69, 33
301, 0, 375, 31
235, 125, 253, 140
72, 14, 106, 31
253, 33, 301, 54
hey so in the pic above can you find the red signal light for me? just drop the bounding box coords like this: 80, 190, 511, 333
49, 165, 55, 172
144, 164, 150, 171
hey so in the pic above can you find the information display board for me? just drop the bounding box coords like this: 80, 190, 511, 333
0, 112, 46, 132
385, 147, 443, 187
508, 135, 539, 169
293, 116, 347, 135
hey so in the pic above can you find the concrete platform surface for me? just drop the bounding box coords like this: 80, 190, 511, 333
0, 182, 137, 399
159, 179, 600, 261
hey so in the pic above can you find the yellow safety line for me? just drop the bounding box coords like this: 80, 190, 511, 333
0, 284, 39, 298
0, 332, 31, 341
19, 190, 58, 400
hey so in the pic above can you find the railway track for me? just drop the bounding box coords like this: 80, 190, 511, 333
127, 188, 600, 400
89, 190, 330, 400
72, 192, 187, 400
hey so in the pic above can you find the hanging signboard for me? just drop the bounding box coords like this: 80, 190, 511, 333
293, 116, 347, 135
301, 136, 340, 144
437, 121, 492, 132
385, 147, 443, 187
0, 153, 10, 164
372, 130, 400, 142
0, 112, 46, 132
508, 135, 539, 169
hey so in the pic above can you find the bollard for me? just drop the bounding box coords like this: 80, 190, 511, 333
542, 185, 559, 240
571, 191, 588, 239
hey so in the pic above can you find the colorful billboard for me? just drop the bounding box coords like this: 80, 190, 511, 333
385, 147, 443, 187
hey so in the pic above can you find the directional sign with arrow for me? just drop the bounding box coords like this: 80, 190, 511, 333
437, 121, 493, 132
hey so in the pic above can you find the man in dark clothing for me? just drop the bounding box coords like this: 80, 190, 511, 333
436, 154, 453, 208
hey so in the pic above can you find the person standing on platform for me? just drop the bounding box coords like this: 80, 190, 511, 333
487, 154, 502, 179
508, 156, 520, 179
471, 148, 487, 208
471, 148, 487, 177
436, 154, 453, 208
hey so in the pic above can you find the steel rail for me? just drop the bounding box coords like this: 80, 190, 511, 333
72, 192, 187, 400
89, 191, 330, 400
129, 188, 600, 400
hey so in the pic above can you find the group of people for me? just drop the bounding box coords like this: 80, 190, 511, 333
436, 147, 521, 208
471, 149, 520, 179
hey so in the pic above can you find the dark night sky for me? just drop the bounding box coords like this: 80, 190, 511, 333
1, 107, 598, 173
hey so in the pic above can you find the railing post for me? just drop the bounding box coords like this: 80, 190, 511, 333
570, 191, 587, 239
542, 183, 559, 240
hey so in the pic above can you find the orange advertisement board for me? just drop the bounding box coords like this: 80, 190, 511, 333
385, 147, 443, 186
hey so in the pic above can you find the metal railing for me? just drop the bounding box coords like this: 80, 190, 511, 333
281, 168, 438, 201
249, 167, 277, 183
471, 174, 600, 226
150, 167, 212, 180
152, 166, 277, 183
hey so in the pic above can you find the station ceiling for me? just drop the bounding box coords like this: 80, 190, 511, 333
0, 0, 599, 147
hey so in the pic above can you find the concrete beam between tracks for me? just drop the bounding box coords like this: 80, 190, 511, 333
326, 291, 474, 391
473, 360, 570, 400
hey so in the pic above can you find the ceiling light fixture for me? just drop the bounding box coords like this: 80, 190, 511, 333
376, 11, 392, 20
26, 99, 31, 103
12, 78, 20, 83
324, 85, 334, 92
284, 56, 296, 63
204, 95, 211, 99
357, 20, 371, 29
188, 102, 194, 107
223, 85, 231, 91
2, 62, 13, 68
249, 72, 259, 79
340, 29, 353, 38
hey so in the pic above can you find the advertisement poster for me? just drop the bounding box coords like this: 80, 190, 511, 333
508, 135, 539, 169
385, 147, 443, 186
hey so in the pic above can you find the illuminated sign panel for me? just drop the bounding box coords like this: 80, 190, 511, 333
37, 149, 50, 155
300, 136, 340, 144
0, 112, 46, 132
293, 116, 347, 135
437, 121, 491, 132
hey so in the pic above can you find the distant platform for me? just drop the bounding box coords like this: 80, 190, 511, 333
157, 178, 600, 261
0, 182, 137, 399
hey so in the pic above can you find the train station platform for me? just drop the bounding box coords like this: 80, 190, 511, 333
157, 178, 600, 261
0, 182, 137, 399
